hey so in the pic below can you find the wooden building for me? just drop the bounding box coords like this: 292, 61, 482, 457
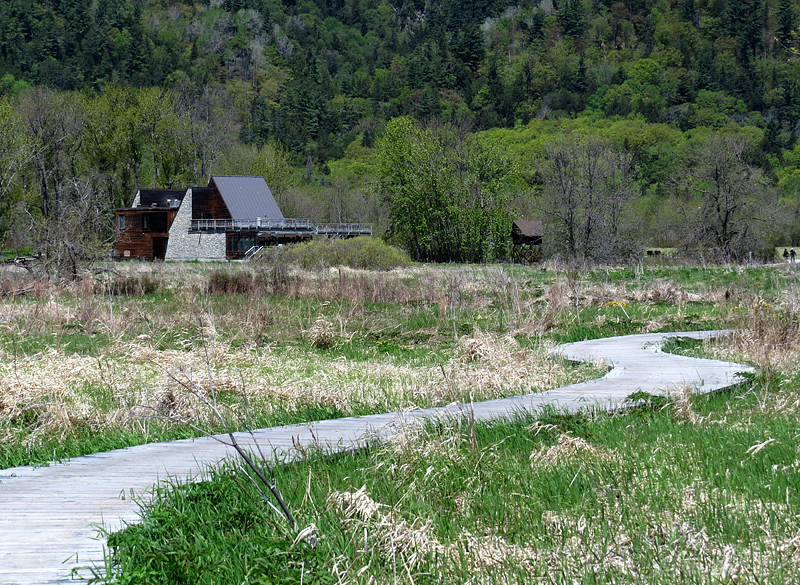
114, 189, 184, 260
115, 176, 371, 261
511, 219, 543, 264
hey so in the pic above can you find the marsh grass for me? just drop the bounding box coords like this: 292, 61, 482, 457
93, 262, 800, 584
81, 263, 800, 583
105, 370, 800, 584
2, 262, 616, 468
0, 261, 792, 470
6, 260, 800, 582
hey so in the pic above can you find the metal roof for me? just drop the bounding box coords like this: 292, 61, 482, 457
512, 220, 543, 237
210, 176, 283, 220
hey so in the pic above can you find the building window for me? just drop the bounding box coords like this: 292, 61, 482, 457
118, 215, 125, 230
152, 213, 167, 232
227, 235, 256, 254
142, 215, 150, 230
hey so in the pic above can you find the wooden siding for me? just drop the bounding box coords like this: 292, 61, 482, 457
192, 187, 231, 221
115, 209, 178, 260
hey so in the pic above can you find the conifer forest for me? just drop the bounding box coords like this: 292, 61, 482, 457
1, 0, 800, 264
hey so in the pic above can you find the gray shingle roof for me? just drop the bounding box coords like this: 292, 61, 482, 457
210, 176, 283, 220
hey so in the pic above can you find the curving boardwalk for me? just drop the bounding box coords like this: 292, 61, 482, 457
0, 331, 753, 584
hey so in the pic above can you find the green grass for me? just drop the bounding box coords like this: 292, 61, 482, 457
0, 403, 353, 469
103, 371, 800, 584
4, 261, 800, 582
1, 261, 789, 471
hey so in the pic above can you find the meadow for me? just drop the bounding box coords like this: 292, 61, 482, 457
1, 259, 799, 583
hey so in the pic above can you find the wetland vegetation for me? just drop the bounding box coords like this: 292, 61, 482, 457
2, 259, 799, 583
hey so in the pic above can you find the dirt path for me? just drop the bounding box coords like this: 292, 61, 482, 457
0, 331, 753, 584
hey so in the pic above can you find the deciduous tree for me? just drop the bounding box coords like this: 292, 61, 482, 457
0, 96, 30, 213
677, 132, 774, 259
537, 134, 639, 262
137, 87, 194, 189
377, 116, 514, 262
19, 88, 86, 219
214, 140, 295, 207
33, 180, 111, 277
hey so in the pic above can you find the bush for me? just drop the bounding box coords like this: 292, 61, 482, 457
0, 272, 46, 298
262, 237, 412, 271
106, 274, 160, 295
207, 270, 255, 294
206, 267, 294, 296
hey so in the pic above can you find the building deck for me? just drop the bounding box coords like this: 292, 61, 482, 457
190, 218, 372, 238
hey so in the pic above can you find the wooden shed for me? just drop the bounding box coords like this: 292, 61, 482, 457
511, 220, 543, 264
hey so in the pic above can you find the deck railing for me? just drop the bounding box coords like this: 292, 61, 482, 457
191, 218, 316, 232
191, 218, 372, 237
315, 223, 373, 236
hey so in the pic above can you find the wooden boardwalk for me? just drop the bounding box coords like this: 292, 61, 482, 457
0, 331, 753, 584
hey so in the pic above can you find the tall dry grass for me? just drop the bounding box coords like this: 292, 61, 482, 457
0, 261, 792, 465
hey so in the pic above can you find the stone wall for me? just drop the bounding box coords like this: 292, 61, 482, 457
164, 188, 227, 260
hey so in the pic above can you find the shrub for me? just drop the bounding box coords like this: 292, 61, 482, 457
106, 274, 160, 295
207, 270, 255, 294
0, 272, 47, 298
261, 237, 412, 271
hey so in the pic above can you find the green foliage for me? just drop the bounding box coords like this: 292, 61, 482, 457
0, 0, 797, 157
265, 236, 413, 271
105, 465, 334, 585
2, 0, 800, 262
0, 95, 28, 213
377, 117, 515, 262
659, 335, 704, 357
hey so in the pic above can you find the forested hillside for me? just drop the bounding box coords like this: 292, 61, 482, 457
1, 0, 800, 266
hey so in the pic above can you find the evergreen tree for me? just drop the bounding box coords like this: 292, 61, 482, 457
777, 0, 797, 47
454, 23, 485, 71
720, 0, 764, 63
558, 0, 585, 37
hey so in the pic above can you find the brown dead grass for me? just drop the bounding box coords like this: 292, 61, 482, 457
709, 301, 800, 371
1, 262, 780, 465
307, 314, 336, 348
530, 433, 618, 465
0, 328, 593, 454
537, 476, 800, 583
328, 486, 541, 576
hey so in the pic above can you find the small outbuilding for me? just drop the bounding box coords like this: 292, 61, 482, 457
511, 219, 543, 264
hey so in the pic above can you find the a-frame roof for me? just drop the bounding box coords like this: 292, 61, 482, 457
209, 175, 284, 220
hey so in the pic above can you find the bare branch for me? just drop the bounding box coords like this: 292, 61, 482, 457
142, 358, 297, 530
